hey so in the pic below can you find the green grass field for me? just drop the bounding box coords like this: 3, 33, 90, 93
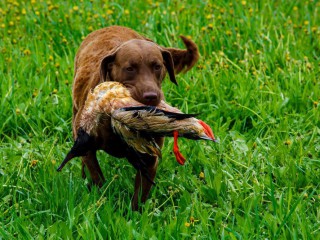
1, 0, 319, 239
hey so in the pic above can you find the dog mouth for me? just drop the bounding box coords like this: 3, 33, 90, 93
131, 91, 161, 106
138, 98, 160, 106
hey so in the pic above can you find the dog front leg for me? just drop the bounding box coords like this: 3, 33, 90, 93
81, 151, 105, 188
131, 156, 159, 211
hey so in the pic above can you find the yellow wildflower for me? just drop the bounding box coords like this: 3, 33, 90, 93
284, 140, 292, 145
30, 160, 38, 167
32, 89, 38, 97
106, 9, 114, 15
23, 49, 31, 55
199, 171, 205, 179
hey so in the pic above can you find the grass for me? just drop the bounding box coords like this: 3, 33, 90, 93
0, 0, 319, 239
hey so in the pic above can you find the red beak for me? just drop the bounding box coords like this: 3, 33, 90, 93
198, 120, 216, 141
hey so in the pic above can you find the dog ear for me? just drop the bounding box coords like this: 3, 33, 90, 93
100, 51, 117, 82
162, 36, 199, 74
161, 50, 177, 85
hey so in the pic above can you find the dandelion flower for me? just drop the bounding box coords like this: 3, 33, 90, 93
23, 49, 31, 55
284, 140, 292, 145
30, 160, 38, 167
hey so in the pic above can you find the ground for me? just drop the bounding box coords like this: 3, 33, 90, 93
0, 0, 319, 239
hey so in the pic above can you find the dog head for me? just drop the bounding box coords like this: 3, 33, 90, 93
100, 39, 176, 106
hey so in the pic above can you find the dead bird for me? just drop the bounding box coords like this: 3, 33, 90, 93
111, 105, 216, 165
57, 82, 216, 182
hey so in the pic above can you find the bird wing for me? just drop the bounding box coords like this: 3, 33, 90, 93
111, 106, 199, 137
111, 118, 162, 158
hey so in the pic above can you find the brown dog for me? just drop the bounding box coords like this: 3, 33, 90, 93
72, 26, 199, 210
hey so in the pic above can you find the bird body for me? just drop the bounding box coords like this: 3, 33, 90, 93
57, 81, 216, 175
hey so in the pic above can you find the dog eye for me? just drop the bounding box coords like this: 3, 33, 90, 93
126, 67, 135, 72
154, 64, 162, 71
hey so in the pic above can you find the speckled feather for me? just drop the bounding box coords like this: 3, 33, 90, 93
79, 81, 214, 158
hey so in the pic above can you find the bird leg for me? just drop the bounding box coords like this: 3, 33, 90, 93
198, 120, 215, 140
173, 130, 186, 165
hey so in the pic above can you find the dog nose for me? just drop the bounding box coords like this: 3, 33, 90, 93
143, 92, 158, 101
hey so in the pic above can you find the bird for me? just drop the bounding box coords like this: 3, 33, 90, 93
111, 105, 216, 165
57, 82, 216, 182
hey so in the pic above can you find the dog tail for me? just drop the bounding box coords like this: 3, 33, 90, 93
164, 36, 200, 74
